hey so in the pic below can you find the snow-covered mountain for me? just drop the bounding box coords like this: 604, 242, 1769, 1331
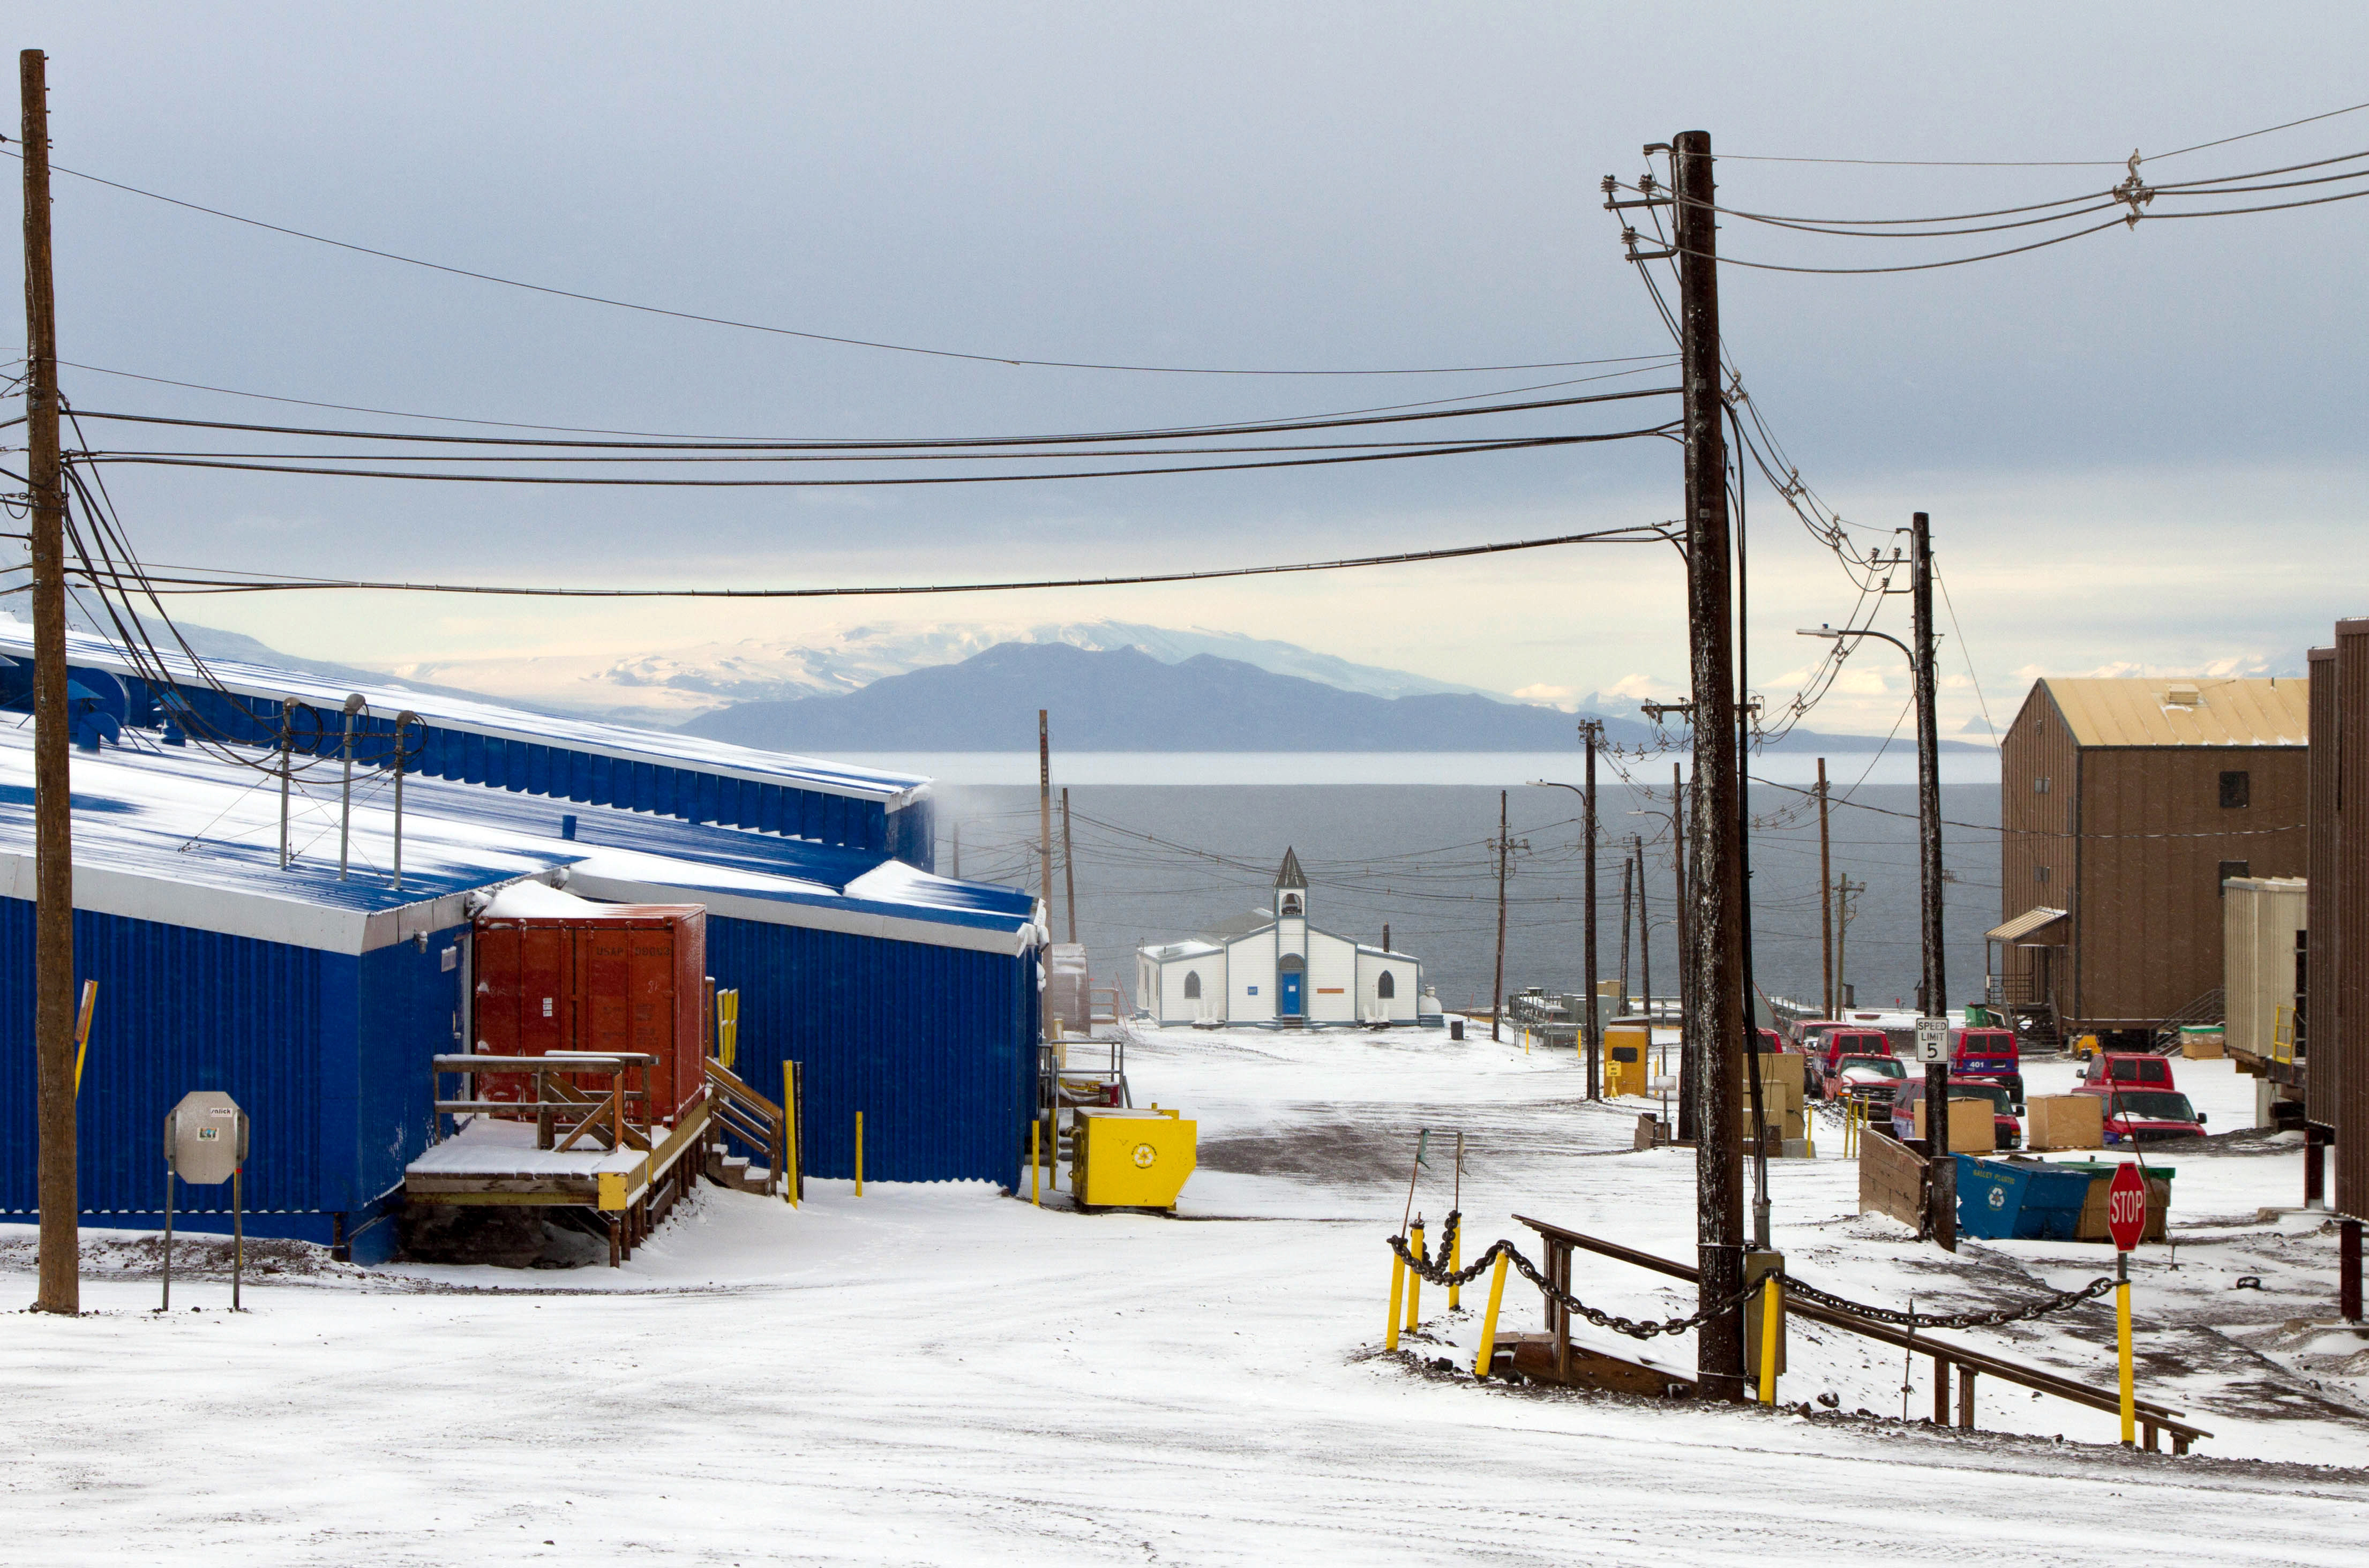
368, 619, 1505, 725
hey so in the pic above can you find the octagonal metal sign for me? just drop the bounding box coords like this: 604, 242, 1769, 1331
164, 1091, 248, 1186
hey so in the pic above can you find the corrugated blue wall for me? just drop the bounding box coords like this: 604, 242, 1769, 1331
1, 900, 463, 1257
87, 669, 934, 869
706, 916, 1036, 1191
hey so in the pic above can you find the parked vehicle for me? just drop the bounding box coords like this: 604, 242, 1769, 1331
1811, 1028, 1893, 1098
2077, 1053, 2177, 1092
2074, 1077, 2207, 1143
1949, 1026, 2023, 1107
1827, 1054, 1906, 1105
1888, 1075, 2024, 1151
1789, 1018, 1847, 1051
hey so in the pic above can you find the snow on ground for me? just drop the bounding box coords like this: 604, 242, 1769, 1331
4, 1026, 2366, 1566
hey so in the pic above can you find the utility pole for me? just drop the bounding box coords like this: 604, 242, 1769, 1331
1636, 836, 1652, 1023
1673, 128, 1746, 1398
22, 48, 77, 1317
950, 820, 961, 880
1833, 875, 1857, 1009
1038, 709, 1053, 1045
1911, 512, 1950, 1162
1491, 789, 1511, 1042
1817, 756, 1833, 1020
1618, 854, 1634, 1017
1060, 786, 1078, 945
1673, 760, 1694, 1141
1581, 719, 1602, 1096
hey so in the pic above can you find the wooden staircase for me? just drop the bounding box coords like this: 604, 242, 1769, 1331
702, 1060, 791, 1198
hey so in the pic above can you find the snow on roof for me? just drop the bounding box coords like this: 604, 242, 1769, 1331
0, 725, 1034, 957
3, 620, 931, 806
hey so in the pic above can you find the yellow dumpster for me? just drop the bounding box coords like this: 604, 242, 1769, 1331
1603, 1024, 1651, 1098
1070, 1107, 1197, 1209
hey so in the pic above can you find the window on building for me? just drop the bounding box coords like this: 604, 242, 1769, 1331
1183, 972, 1202, 1000
2036, 866, 2050, 884
1377, 972, 1396, 1000
1279, 952, 1305, 973
2220, 770, 2251, 809
2218, 859, 2250, 894
2034, 776, 2050, 794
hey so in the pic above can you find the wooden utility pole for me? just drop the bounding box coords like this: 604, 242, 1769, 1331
1911, 512, 1950, 1161
1581, 718, 1602, 1096
950, 820, 961, 879
1617, 854, 1633, 1016
1834, 875, 1856, 1009
1674, 128, 1746, 1398
1060, 786, 1078, 945
1037, 710, 1053, 917
1635, 836, 1652, 1022
22, 49, 77, 1317
1491, 789, 1510, 1042
1674, 760, 1694, 1141
1817, 756, 1833, 1019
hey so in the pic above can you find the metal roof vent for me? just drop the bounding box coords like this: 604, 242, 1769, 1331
2166, 682, 2201, 707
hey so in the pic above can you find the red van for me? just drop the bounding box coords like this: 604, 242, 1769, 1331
1813, 1029, 1892, 1099
2080, 1053, 2178, 1092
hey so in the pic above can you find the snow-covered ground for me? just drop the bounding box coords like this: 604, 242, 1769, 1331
5, 1026, 2365, 1565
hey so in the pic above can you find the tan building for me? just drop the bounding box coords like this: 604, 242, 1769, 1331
1993, 676, 2307, 1045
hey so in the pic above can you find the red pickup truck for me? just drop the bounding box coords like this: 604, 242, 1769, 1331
1888, 1076, 2023, 1151
2075, 1056, 2205, 1142
1811, 1029, 1893, 1099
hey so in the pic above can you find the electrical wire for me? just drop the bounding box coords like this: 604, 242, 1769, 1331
1710, 98, 2369, 168
0, 143, 1638, 379
50, 520, 1681, 600
45, 356, 1676, 442
78, 426, 1679, 490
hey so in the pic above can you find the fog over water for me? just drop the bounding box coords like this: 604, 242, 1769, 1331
936, 775, 2003, 1016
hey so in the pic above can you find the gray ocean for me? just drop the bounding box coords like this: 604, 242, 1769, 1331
926, 766, 2004, 1016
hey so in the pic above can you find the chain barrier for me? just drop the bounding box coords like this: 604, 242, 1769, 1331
1391, 1211, 2118, 1339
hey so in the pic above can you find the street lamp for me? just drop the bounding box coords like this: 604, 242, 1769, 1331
1801, 572, 1952, 1174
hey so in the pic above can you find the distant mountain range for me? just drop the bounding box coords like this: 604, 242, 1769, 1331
366, 617, 1501, 726
678, 641, 1981, 754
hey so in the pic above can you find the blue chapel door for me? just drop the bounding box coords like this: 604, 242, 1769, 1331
1279, 971, 1303, 1016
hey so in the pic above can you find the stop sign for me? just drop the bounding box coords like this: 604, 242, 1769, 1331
2106, 1160, 2149, 1252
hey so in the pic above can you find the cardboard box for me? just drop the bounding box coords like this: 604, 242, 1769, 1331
2076, 1174, 2169, 1242
2180, 1032, 2226, 1060
2026, 1094, 2104, 1151
1913, 1098, 1997, 1153
1755, 1052, 1807, 1098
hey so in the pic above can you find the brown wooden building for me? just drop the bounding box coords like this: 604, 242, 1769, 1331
1993, 676, 2307, 1044
2307, 631, 2366, 1242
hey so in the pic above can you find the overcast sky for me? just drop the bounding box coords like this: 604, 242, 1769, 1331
7, 2, 2365, 738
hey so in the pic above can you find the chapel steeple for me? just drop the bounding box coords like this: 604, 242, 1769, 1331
1276, 847, 1306, 918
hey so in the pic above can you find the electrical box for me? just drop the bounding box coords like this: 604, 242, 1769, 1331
164, 1091, 248, 1186
1603, 1024, 1651, 1098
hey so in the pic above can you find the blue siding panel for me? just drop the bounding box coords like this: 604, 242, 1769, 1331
706, 916, 1034, 1191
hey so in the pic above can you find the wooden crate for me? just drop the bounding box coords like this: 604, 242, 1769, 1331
1859, 1128, 1928, 1231
2027, 1094, 2104, 1151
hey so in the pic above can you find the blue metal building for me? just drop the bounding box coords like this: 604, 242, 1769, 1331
1, 642, 1040, 1263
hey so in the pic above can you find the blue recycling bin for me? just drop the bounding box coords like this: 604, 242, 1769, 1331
1955, 1154, 2093, 1241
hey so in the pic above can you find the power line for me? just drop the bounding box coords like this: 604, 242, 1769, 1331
0, 143, 1641, 379
1710, 98, 2369, 168
68, 382, 1681, 449
77, 425, 1677, 489
55, 520, 1680, 600
38, 355, 1675, 440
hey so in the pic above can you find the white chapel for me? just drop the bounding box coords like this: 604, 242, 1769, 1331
1135, 849, 1435, 1028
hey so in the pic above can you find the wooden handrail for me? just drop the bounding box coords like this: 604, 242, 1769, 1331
1511, 1214, 2209, 1443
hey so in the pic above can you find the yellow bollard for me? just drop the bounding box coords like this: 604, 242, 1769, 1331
2117, 1265, 2135, 1445
782, 1060, 799, 1208
1473, 1251, 1510, 1377
1405, 1222, 1424, 1333
1030, 1118, 1041, 1207
1449, 1226, 1463, 1312
1385, 1252, 1406, 1351
1758, 1277, 1783, 1406
855, 1111, 865, 1195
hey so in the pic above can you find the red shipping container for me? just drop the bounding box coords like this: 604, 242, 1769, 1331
472, 905, 708, 1121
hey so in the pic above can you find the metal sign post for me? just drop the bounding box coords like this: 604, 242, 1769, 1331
2107, 1160, 2148, 1443
159, 1091, 250, 1312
